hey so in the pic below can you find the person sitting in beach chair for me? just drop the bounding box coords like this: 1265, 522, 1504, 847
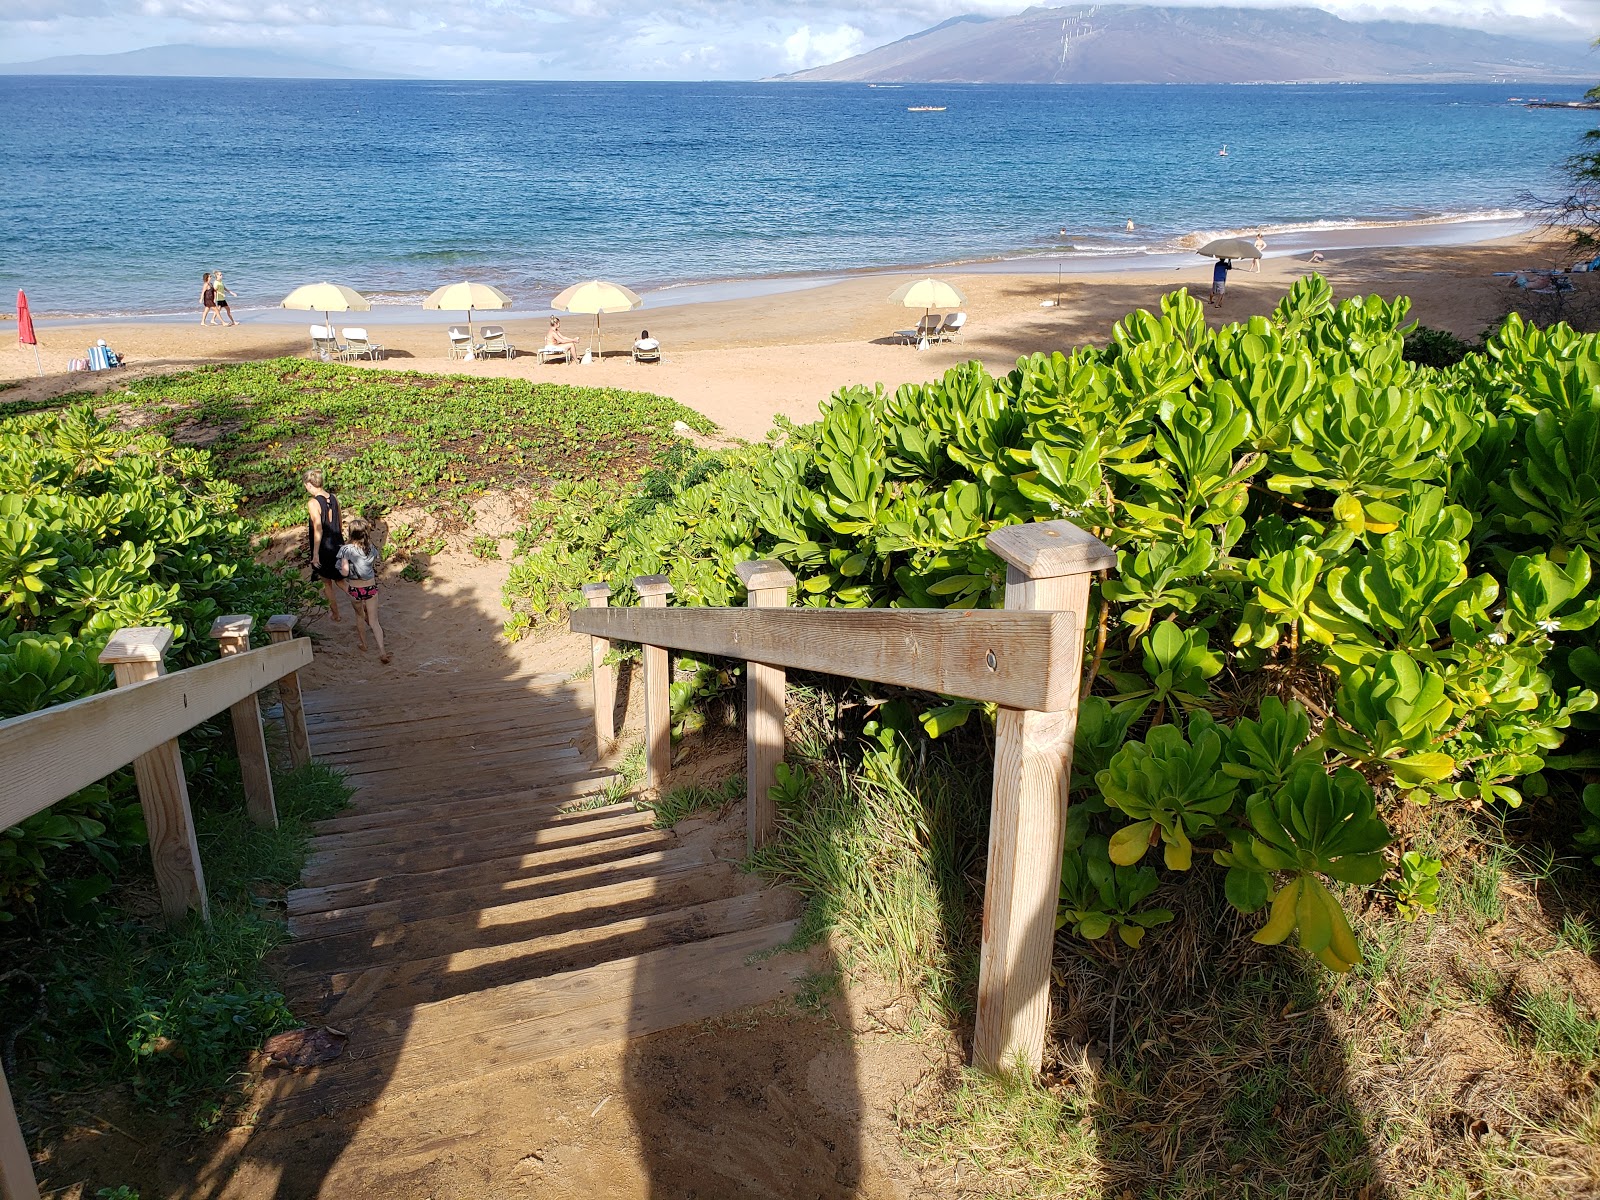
633, 329, 661, 363
540, 317, 580, 364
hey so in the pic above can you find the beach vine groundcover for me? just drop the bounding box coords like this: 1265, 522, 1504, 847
100, 361, 716, 527
503, 277, 1600, 973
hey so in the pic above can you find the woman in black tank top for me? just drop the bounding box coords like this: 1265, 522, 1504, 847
304, 468, 347, 622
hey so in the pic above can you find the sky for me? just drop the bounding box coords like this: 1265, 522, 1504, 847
1, 0, 1596, 80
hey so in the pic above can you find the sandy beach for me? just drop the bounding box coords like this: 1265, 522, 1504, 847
2, 230, 1579, 441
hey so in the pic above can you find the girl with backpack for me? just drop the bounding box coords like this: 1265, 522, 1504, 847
337, 518, 390, 663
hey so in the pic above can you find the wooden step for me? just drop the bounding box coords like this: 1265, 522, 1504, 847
288, 828, 677, 915
336, 743, 588, 790
312, 712, 593, 760
303, 805, 655, 878
318, 773, 617, 828
291, 889, 799, 1019
285, 845, 715, 939
279, 856, 748, 977
260, 920, 810, 1125
303, 686, 590, 730
303, 670, 583, 712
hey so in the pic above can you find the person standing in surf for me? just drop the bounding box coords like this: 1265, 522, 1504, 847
305, 468, 347, 622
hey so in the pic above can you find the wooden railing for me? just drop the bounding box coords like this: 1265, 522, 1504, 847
0, 614, 314, 1200
570, 520, 1114, 1076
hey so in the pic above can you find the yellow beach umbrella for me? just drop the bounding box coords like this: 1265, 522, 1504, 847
281, 281, 371, 332
423, 281, 513, 342
551, 280, 642, 360
888, 277, 966, 322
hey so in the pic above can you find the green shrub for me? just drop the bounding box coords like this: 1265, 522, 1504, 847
507, 281, 1600, 973
1403, 324, 1478, 368
0, 406, 302, 920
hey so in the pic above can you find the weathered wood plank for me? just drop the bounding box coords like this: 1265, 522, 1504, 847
0, 1063, 38, 1200
311, 773, 617, 830
101, 636, 208, 924
735, 561, 795, 851
0, 638, 312, 831
582, 583, 617, 746
304, 796, 633, 855
280, 856, 741, 977
636, 577, 673, 790
298, 889, 797, 1021
307, 711, 592, 758
285, 845, 713, 939
287, 828, 674, 916
569, 606, 1077, 711
266, 618, 312, 769
302, 806, 655, 882
260, 921, 808, 1124
212, 617, 278, 828
973, 560, 1095, 1076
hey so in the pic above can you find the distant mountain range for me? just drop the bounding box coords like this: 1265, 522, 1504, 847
0, 44, 401, 79
775, 5, 1596, 85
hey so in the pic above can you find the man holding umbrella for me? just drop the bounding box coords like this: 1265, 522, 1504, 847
1211, 257, 1232, 307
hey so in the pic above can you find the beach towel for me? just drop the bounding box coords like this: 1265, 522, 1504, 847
88, 344, 112, 371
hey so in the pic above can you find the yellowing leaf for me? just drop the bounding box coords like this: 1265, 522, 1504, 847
1108, 821, 1153, 866
1253, 878, 1300, 946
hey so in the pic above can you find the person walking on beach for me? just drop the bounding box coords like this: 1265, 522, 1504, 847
1210, 257, 1232, 307
1251, 234, 1266, 272
212, 271, 237, 325
200, 272, 218, 324
305, 468, 347, 622
337, 518, 390, 663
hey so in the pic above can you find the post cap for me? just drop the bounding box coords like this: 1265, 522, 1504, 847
633, 574, 674, 598
581, 582, 612, 601
734, 560, 797, 591
99, 626, 174, 664
986, 520, 1115, 577
208, 614, 254, 641
266, 614, 298, 634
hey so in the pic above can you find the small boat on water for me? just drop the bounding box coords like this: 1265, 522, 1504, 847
908, 106, 947, 112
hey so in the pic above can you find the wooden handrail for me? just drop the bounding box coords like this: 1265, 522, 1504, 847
571, 519, 1115, 1082
0, 635, 312, 831
0, 619, 315, 1197
567, 607, 1077, 711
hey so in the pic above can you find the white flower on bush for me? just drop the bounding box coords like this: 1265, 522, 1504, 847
1489, 631, 1508, 646
1538, 618, 1562, 634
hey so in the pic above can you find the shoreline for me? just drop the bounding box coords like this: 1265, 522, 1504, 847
2, 228, 1578, 443
24, 212, 1536, 327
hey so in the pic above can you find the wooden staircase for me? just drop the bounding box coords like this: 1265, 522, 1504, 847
263, 668, 807, 1123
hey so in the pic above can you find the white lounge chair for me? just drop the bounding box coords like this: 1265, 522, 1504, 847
478, 326, 516, 359
342, 327, 386, 360
310, 325, 348, 361
934, 311, 967, 343
633, 336, 661, 363
447, 326, 479, 360
894, 314, 943, 345
537, 344, 575, 364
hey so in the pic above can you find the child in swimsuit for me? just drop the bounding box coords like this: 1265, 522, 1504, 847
336, 517, 390, 663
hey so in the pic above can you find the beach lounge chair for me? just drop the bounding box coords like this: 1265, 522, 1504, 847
342, 328, 386, 361
537, 344, 575, 365
894, 314, 943, 345
934, 311, 968, 343
633, 335, 661, 363
310, 325, 348, 361
447, 326, 478, 360
478, 326, 516, 359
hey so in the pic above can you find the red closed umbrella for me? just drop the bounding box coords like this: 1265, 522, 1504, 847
16, 290, 40, 375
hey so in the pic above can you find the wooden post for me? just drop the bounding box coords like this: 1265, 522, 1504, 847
973, 521, 1114, 1075
209, 615, 277, 828
581, 583, 616, 746
734, 560, 796, 851
99, 627, 209, 924
633, 575, 674, 790
266, 615, 311, 769
0, 1061, 39, 1200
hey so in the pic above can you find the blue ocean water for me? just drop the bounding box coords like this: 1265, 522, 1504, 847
0, 77, 1590, 316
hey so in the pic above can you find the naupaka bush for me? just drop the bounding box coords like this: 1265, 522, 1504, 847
505, 277, 1600, 971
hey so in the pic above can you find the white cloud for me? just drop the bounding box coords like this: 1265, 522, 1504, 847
782, 22, 866, 69
2, 0, 1596, 77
